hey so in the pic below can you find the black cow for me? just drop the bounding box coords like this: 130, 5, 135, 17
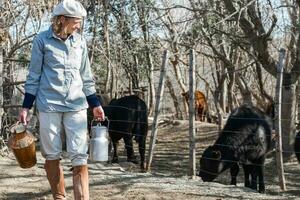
295, 131, 300, 163
199, 105, 272, 193
103, 95, 148, 171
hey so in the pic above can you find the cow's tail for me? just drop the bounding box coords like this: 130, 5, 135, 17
133, 100, 148, 144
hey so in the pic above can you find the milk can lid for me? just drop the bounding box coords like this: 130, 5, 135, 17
15, 123, 26, 133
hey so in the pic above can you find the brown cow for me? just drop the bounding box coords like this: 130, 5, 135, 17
182, 90, 209, 122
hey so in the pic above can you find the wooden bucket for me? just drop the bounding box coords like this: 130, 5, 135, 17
8, 123, 37, 168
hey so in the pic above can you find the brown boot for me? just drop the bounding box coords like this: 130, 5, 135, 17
72, 165, 89, 200
44, 159, 66, 200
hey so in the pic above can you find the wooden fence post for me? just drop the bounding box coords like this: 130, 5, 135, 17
146, 50, 168, 172
188, 49, 196, 178
275, 48, 286, 191
0, 47, 3, 132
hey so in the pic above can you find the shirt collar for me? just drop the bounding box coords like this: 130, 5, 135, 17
47, 26, 78, 42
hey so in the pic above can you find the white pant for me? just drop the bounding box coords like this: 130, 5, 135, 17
39, 110, 88, 166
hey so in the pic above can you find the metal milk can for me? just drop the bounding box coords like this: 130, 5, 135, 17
8, 122, 37, 168
89, 120, 109, 162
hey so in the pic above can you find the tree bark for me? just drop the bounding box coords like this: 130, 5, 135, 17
166, 75, 183, 119
136, 0, 155, 115
0, 47, 3, 133
102, 0, 113, 96
281, 74, 297, 154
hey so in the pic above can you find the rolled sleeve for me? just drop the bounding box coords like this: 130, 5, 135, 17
80, 39, 96, 96
22, 93, 36, 109
25, 36, 43, 96
86, 93, 101, 108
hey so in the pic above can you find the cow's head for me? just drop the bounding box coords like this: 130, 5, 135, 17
199, 145, 232, 182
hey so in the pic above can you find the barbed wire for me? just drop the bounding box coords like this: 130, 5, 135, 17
198, 156, 300, 176
87, 113, 300, 138
100, 105, 148, 112
107, 136, 300, 154
3, 109, 299, 140
86, 119, 300, 153
88, 122, 299, 141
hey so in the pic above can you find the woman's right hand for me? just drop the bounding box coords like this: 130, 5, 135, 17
18, 108, 29, 125
93, 106, 105, 121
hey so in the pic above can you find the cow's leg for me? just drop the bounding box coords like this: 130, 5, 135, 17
242, 164, 251, 188
257, 162, 265, 193
250, 164, 258, 191
138, 138, 146, 171
196, 107, 201, 121
111, 140, 119, 163
195, 111, 198, 121
257, 167, 265, 193
230, 163, 239, 185
107, 138, 113, 164
123, 135, 138, 164
200, 107, 204, 122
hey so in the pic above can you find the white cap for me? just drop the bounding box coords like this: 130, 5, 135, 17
53, 0, 87, 18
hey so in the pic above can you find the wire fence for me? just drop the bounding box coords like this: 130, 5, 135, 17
1, 53, 300, 196
1, 101, 299, 151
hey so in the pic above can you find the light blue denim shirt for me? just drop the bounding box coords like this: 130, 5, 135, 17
25, 27, 96, 112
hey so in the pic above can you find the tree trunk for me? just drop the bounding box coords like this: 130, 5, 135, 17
102, 0, 112, 96
0, 47, 3, 133
133, 54, 139, 89
281, 74, 297, 154
236, 76, 252, 105
296, 78, 300, 128
166, 76, 183, 119
220, 79, 227, 111
147, 53, 155, 116
227, 70, 235, 112
136, 0, 155, 115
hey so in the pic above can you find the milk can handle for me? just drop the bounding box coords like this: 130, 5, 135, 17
9, 121, 24, 134
91, 117, 109, 129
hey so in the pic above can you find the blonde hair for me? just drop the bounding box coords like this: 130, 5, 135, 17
51, 16, 69, 36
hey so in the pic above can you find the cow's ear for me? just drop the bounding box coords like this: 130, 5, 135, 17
212, 150, 221, 160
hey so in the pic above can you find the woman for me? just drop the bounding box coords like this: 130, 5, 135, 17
18, 0, 104, 199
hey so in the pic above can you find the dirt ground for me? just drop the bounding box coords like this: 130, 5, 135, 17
0, 119, 300, 200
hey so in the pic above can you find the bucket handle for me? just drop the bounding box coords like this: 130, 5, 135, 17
9, 121, 23, 134
91, 117, 109, 129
